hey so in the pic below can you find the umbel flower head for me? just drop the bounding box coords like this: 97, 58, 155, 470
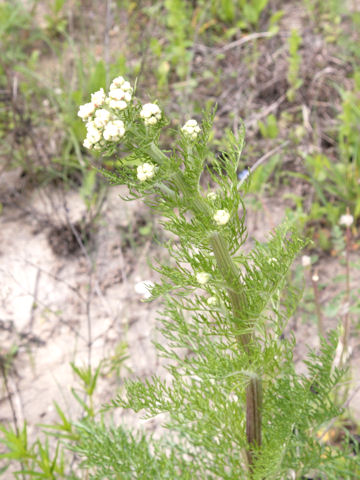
77, 76, 133, 150
213, 209, 230, 226
140, 103, 162, 126
181, 119, 201, 139
137, 163, 156, 182
103, 120, 125, 141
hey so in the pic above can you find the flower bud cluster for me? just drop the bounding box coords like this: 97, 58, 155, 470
181, 119, 201, 139
78, 76, 133, 150
137, 163, 156, 182
108, 76, 133, 111
140, 103, 162, 126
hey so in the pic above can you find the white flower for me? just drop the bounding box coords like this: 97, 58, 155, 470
93, 108, 112, 129
109, 88, 127, 101
122, 81, 132, 92
110, 76, 132, 91
85, 123, 102, 146
301, 255, 311, 267
268, 257, 277, 265
91, 88, 106, 107
137, 163, 155, 182
140, 103, 162, 126
181, 119, 201, 139
196, 272, 211, 285
207, 296, 218, 306
339, 214, 354, 227
110, 76, 126, 89
103, 120, 125, 141
134, 280, 155, 299
312, 273, 319, 283
213, 209, 230, 226
78, 102, 96, 121
108, 99, 128, 111
83, 138, 92, 149
207, 191, 217, 201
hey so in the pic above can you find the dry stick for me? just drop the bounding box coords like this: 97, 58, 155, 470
217, 31, 275, 53
237, 141, 290, 190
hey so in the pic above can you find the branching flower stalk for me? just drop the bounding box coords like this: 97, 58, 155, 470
73, 77, 357, 479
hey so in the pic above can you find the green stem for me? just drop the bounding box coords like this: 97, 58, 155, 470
209, 231, 262, 471
246, 377, 263, 470
146, 141, 169, 164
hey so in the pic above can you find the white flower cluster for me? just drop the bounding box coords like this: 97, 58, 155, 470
181, 119, 201, 139
339, 213, 354, 228
140, 103, 162, 126
196, 272, 211, 284
108, 76, 133, 111
213, 209, 230, 226
78, 76, 133, 150
137, 162, 156, 182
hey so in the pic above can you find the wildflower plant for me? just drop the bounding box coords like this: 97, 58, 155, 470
73, 77, 360, 479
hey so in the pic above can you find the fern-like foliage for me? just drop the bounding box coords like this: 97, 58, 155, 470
70, 90, 360, 479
